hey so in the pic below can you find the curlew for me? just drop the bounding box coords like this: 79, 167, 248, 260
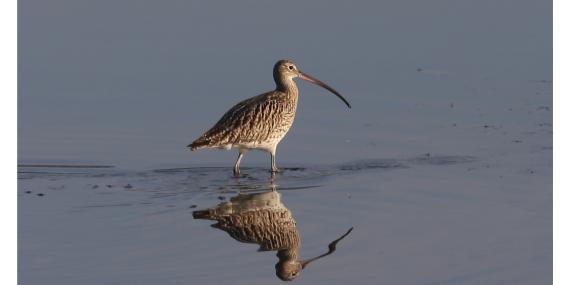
188, 59, 350, 175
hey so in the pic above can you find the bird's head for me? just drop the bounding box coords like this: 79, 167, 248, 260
273, 59, 351, 109
273, 59, 300, 80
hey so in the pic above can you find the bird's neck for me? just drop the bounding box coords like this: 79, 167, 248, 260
275, 78, 299, 97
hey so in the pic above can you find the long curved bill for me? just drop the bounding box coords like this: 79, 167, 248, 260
298, 71, 351, 109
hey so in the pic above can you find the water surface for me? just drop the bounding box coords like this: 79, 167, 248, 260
19, 0, 551, 284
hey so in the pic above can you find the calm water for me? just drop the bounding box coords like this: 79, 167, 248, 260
19, 0, 551, 284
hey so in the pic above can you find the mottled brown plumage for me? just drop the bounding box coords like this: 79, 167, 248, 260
188, 59, 350, 175
189, 87, 298, 152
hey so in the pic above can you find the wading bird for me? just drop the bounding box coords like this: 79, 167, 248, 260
188, 59, 350, 175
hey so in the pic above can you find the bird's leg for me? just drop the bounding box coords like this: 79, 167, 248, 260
234, 151, 244, 176
270, 152, 279, 173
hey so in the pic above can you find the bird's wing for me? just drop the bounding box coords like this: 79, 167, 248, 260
189, 91, 282, 149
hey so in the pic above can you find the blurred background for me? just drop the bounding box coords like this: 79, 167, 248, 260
18, 0, 551, 169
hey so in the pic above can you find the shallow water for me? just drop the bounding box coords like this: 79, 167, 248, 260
19, 149, 551, 284
19, 0, 551, 284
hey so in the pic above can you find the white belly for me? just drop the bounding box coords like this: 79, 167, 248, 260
234, 140, 280, 153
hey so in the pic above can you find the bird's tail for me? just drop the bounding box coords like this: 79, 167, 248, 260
192, 209, 216, 220
187, 138, 209, 151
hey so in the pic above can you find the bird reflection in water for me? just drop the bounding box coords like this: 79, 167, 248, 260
193, 188, 353, 281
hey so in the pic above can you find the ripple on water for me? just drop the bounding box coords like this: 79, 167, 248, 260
18, 154, 478, 203
407, 154, 478, 166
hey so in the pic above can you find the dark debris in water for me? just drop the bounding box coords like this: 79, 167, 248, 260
339, 159, 407, 171
282, 167, 306, 172
319, 154, 476, 173
537, 106, 551, 111
482, 124, 502, 130
18, 164, 115, 169
408, 155, 478, 166
528, 79, 552, 84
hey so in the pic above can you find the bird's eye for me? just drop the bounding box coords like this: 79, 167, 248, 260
288, 65, 294, 70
